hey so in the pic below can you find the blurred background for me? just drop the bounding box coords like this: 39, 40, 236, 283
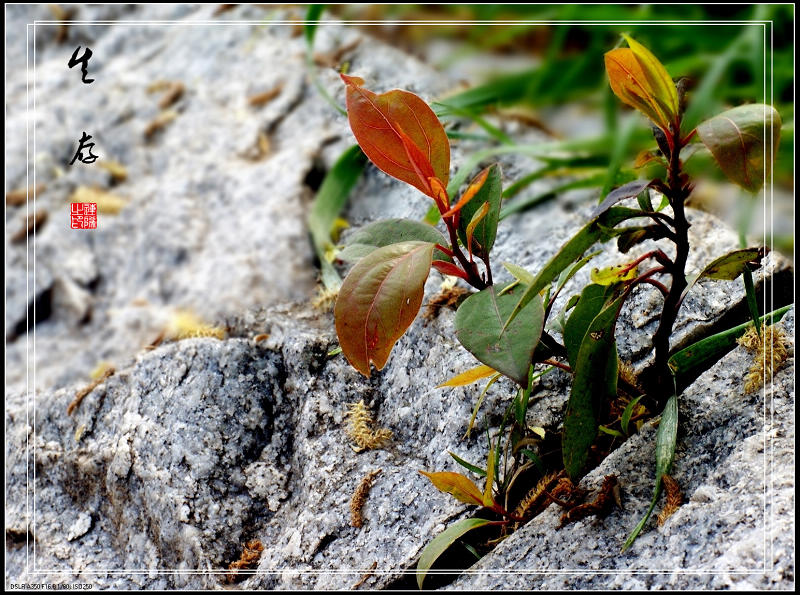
325, 3, 794, 257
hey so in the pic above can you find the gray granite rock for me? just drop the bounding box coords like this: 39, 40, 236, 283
5, 3, 794, 591
448, 309, 795, 591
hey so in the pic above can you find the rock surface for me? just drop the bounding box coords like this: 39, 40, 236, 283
5, 4, 794, 591
448, 309, 795, 591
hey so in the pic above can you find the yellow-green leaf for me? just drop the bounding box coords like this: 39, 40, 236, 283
605, 36, 678, 133
437, 364, 497, 388
502, 262, 535, 286
419, 470, 484, 506
622, 35, 679, 126
590, 263, 638, 285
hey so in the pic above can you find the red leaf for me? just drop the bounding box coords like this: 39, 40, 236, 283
442, 166, 489, 218
341, 74, 450, 198
432, 260, 469, 280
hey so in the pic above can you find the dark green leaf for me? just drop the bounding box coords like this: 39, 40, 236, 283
503, 207, 646, 332
455, 285, 544, 387
417, 518, 493, 589
696, 104, 782, 193
449, 452, 487, 478
622, 392, 678, 552
457, 164, 502, 258
304, 5, 325, 46
307, 145, 367, 289
338, 218, 449, 263
563, 284, 616, 368
668, 304, 792, 380
563, 293, 626, 481
637, 187, 654, 211
520, 449, 546, 475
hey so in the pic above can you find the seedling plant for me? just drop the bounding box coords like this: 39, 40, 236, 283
330, 36, 781, 586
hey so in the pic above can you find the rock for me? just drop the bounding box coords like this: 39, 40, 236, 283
448, 308, 795, 590
4, 4, 794, 591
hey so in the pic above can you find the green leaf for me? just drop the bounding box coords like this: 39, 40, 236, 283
457, 164, 502, 258
668, 304, 792, 380
563, 284, 615, 368
520, 449, 545, 471
623, 393, 678, 552
337, 218, 449, 263
637, 187, 654, 211
696, 104, 782, 193
334, 241, 434, 377
448, 452, 487, 478
621, 395, 645, 436
307, 145, 367, 289
419, 470, 484, 507
563, 293, 626, 481
553, 251, 602, 298
483, 447, 496, 506
455, 285, 545, 387
503, 207, 646, 332
303, 5, 325, 46
680, 247, 765, 302
416, 518, 493, 589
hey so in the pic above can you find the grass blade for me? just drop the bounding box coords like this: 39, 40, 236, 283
307, 145, 367, 289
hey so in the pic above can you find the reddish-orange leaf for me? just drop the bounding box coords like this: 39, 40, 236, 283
465, 201, 490, 259
432, 260, 469, 280
341, 74, 450, 198
419, 470, 484, 506
428, 177, 450, 212
442, 166, 490, 218
334, 241, 435, 377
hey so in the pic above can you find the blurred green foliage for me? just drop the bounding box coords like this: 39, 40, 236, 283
331, 4, 792, 186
